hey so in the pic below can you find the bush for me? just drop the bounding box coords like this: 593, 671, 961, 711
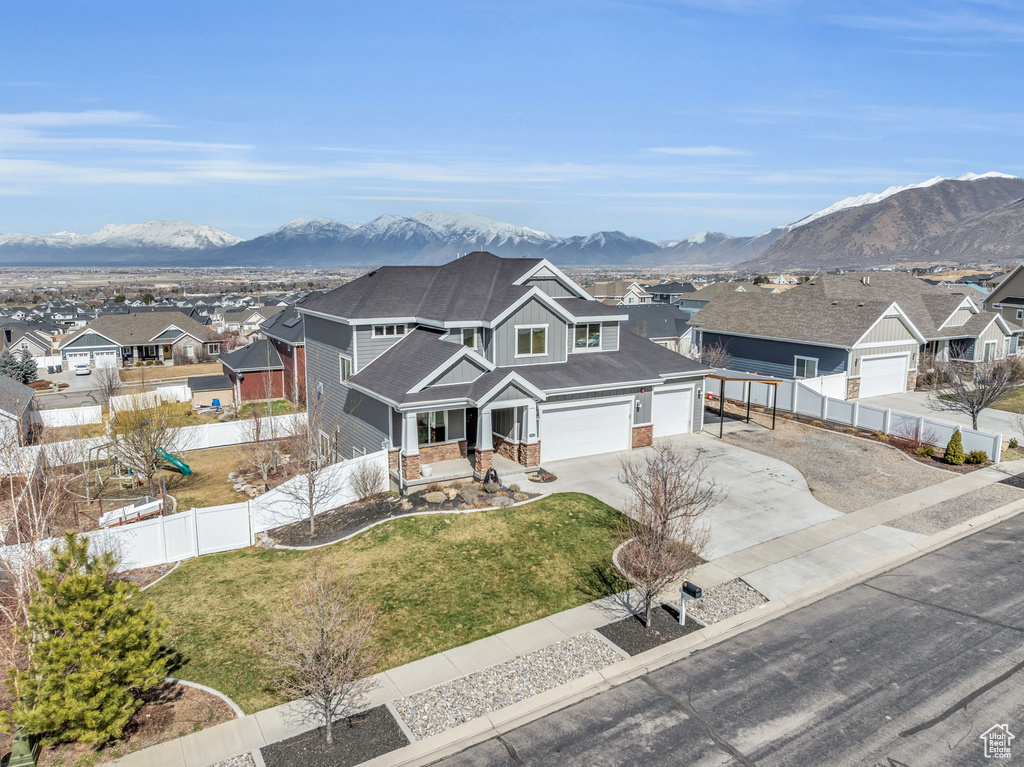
944, 430, 965, 465
424, 491, 446, 504
966, 450, 988, 465
915, 446, 934, 457
844, 427, 857, 434
873, 431, 889, 443
459, 484, 480, 504
508, 483, 521, 493
482, 481, 500, 494
493, 496, 514, 508
811, 420, 823, 427
1010, 438, 1019, 449
513, 491, 529, 502
782, 413, 793, 420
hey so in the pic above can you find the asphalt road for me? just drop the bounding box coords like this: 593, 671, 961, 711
432, 514, 1024, 766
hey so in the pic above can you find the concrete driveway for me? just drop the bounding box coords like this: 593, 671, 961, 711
541, 433, 844, 560
861, 389, 1018, 435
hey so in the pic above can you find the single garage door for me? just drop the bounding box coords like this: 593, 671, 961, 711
653, 387, 694, 437
65, 351, 90, 366
94, 351, 119, 368
859, 354, 908, 398
540, 399, 631, 463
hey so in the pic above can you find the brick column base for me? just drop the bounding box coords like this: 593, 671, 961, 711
401, 453, 421, 481
907, 369, 917, 391
631, 425, 653, 448
519, 442, 540, 467
388, 450, 400, 471
846, 377, 861, 399
474, 449, 493, 476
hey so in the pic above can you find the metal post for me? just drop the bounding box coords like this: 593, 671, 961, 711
771, 384, 777, 430
679, 581, 687, 626
720, 377, 725, 438
745, 383, 752, 423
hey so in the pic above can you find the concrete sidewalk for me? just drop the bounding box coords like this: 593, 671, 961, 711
106, 437, 1024, 767
861, 388, 1019, 436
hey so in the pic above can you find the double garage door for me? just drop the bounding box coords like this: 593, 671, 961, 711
859, 354, 909, 399
539, 386, 695, 463
65, 350, 119, 368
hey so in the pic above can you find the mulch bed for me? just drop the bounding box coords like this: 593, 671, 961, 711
999, 474, 1024, 490
527, 468, 557, 483
269, 484, 539, 547
35, 681, 236, 766
596, 604, 702, 656
260, 705, 408, 767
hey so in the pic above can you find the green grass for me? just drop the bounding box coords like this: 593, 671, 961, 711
237, 398, 299, 419
989, 385, 1024, 413
144, 493, 625, 713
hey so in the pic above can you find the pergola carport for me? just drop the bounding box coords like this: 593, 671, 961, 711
707, 369, 783, 437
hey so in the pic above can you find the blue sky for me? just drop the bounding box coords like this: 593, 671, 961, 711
1, 0, 1022, 240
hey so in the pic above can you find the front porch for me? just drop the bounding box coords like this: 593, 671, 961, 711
395, 451, 528, 489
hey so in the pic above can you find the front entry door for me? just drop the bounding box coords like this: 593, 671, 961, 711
466, 408, 478, 448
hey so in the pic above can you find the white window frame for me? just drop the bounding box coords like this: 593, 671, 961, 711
186, 344, 195, 359
794, 355, 818, 379
372, 324, 406, 338
515, 324, 548, 358
983, 340, 998, 362
1016, 309, 1023, 321
461, 328, 477, 349
573, 323, 602, 351
417, 410, 448, 445
207, 343, 221, 355
339, 352, 352, 382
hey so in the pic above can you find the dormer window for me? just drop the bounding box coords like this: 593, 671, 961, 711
574, 323, 601, 349
461, 328, 477, 348
373, 324, 406, 337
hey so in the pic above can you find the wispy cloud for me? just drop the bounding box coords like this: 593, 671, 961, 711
829, 0, 1024, 44
648, 145, 751, 156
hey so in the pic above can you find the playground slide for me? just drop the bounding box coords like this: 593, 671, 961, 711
157, 448, 192, 476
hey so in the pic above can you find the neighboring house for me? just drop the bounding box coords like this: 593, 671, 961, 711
0, 321, 57, 359
983, 263, 1024, 331
259, 304, 307, 404
586, 280, 653, 305
220, 306, 284, 334
643, 281, 698, 305
620, 305, 695, 356
58, 314, 222, 368
0, 374, 35, 446
219, 338, 285, 402
676, 281, 779, 312
799, 272, 1015, 364
690, 289, 926, 400
188, 374, 235, 408
771, 274, 800, 285
298, 252, 709, 484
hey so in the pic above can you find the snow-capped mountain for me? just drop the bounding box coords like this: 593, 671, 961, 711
0, 220, 241, 251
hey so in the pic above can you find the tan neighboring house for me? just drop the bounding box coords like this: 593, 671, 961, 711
219, 306, 285, 334
586, 280, 652, 306
983, 263, 1024, 337
59, 314, 222, 368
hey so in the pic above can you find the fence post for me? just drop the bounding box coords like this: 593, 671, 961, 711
191, 508, 200, 558
247, 500, 254, 545
994, 434, 1003, 463
821, 394, 829, 421
883, 409, 892, 435
851, 401, 860, 429
791, 381, 798, 412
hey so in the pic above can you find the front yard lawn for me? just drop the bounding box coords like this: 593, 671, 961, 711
145, 493, 625, 713
120, 361, 223, 383
989, 384, 1024, 413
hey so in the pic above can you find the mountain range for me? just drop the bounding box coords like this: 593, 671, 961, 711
1, 172, 1022, 269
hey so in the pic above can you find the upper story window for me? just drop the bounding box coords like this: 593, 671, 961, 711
373, 324, 406, 337
339, 353, 352, 382
574, 323, 601, 349
516, 325, 547, 357
461, 328, 477, 348
794, 356, 818, 378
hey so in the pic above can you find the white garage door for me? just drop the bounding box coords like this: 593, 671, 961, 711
65, 351, 90, 366
653, 387, 694, 437
94, 351, 119, 368
859, 354, 908, 398
540, 399, 631, 463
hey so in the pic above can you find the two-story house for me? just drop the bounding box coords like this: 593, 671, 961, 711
299, 252, 709, 486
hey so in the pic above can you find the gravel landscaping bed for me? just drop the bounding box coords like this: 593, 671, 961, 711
686, 579, 768, 624
889, 483, 1024, 536
393, 633, 622, 739
721, 419, 944, 512
260, 705, 408, 767
211, 755, 256, 767
597, 604, 701, 656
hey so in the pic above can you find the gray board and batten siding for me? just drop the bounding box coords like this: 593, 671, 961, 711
493, 297, 568, 367
701, 332, 848, 379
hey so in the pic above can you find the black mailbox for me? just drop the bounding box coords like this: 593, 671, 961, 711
682, 580, 702, 599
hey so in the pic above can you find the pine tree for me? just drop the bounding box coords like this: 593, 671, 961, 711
0, 348, 21, 381
944, 429, 965, 465
6, 533, 166, 744
17, 350, 37, 384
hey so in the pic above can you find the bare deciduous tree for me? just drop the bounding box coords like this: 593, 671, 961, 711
349, 458, 386, 501
278, 394, 344, 535
94, 366, 125, 406
926, 358, 1024, 430
107, 398, 186, 495
616, 445, 720, 628
699, 340, 731, 370
241, 377, 282, 492
255, 562, 379, 746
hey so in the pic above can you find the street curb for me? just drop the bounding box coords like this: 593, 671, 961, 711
356, 497, 1024, 767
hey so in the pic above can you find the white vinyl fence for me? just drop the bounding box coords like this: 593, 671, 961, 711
33, 405, 104, 428
7, 451, 390, 570
718, 377, 1003, 461
108, 385, 191, 413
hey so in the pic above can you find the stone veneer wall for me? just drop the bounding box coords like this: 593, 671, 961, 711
631, 425, 653, 448
846, 377, 861, 400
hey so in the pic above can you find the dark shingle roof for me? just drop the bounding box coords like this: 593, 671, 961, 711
644, 281, 698, 295
188, 374, 233, 392
61, 313, 216, 348
260, 306, 305, 345
620, 305, 692, 340
219, 338, 284, 372
301, 252, 545, 323
0, 374, 34, 418
346, 329, 463, 404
